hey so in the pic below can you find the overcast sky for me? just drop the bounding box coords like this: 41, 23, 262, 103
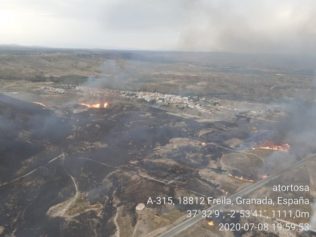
0, 0, 315, 53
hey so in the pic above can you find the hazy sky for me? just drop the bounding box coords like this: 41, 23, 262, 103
1, 0, 315, 53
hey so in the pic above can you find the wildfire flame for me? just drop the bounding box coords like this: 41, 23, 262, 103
261, 174, 269, 180
228, 173, 255, 183
33, 102, 46, 107
255, 142, 290, 152
207, 221, 215, 227
80, 102, 109, 109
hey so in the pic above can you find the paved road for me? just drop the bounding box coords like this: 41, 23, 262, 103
159, 155, 314, 237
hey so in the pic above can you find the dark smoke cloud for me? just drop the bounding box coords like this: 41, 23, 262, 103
273, 101, 316, 156
4, 0, 316, 52
178, 0, 316, 54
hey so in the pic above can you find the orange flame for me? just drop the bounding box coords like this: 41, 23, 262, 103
256, 142, 290, 152
80, 102, 109, 109
228, 173, 255, 183
207, 221, 215, 226
261, 174, 269, 180
33, 101, 47, 107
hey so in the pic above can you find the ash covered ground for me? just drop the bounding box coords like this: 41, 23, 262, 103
0, 48, 316, 237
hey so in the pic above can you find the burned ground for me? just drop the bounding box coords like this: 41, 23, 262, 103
0, 92, 258, 236
0, 48, 315, 237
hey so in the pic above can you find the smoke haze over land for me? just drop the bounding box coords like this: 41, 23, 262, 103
1, 0, 316, 53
